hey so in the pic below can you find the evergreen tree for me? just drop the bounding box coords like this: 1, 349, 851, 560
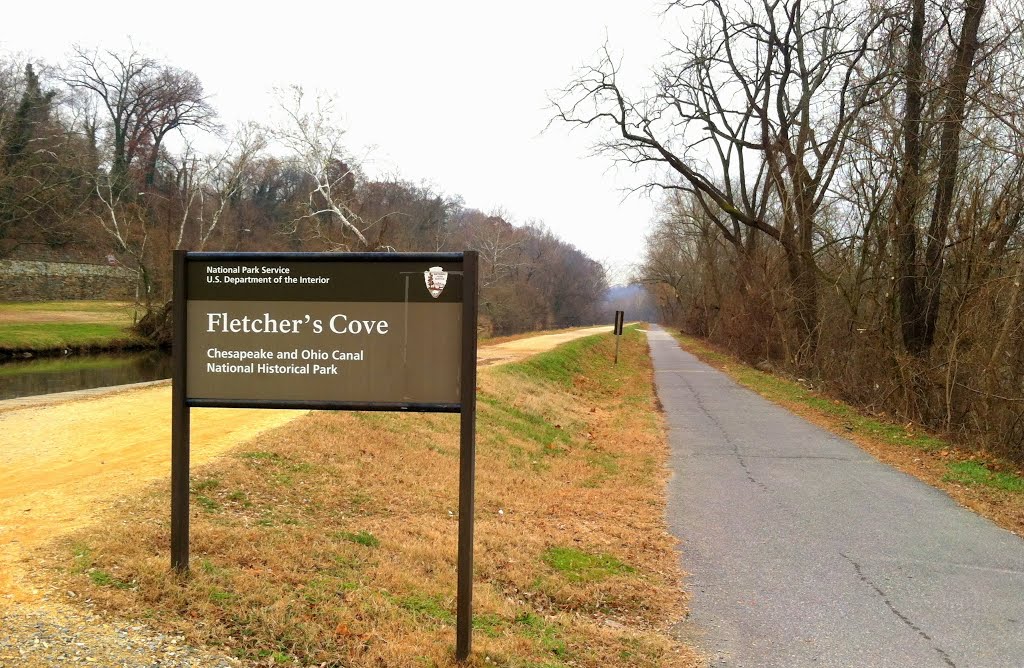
4, 64, 55, 167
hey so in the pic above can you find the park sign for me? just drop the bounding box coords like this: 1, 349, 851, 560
182, 253, 467, 408
171, 251, 480, 661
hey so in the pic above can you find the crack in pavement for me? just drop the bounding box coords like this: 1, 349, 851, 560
840, 552, 956, 667
675, 369, 769, 492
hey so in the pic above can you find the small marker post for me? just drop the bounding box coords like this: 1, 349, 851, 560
613, 310, 624, 364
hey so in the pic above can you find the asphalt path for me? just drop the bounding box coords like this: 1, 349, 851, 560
647, 326, 1024, 667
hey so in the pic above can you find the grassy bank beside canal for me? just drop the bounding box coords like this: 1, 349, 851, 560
0, 301, 153, 357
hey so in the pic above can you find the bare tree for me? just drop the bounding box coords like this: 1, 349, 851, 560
62, 45, 215, 194
139, 66, 216, 186
269, 86, 371, 250
93, 177, 151, 306
468, 211, 525, 289
170, 123, 265, 250
553, 0, 890, 362
920, 0, 989, 351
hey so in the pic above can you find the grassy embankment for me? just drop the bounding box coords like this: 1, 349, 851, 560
47, 327, 701, 667
0, 301, 151, 355
670, 331, 1024, 536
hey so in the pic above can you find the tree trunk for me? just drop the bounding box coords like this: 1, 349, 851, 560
921, 0, 988, 348
783, 238, 820, 364
894, 0, 927, 354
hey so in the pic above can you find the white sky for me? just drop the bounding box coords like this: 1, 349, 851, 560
2, 1, 678, 282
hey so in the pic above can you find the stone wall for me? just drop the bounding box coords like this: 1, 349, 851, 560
0, 260, 137, 302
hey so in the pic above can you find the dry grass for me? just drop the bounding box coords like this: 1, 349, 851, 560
45, 328, 701, 667
671, 330, 1024, 538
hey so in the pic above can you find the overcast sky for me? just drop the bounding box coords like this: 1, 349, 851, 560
2, 1, 677, 282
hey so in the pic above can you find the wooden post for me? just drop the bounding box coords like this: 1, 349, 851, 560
171, 250, 190, 572
456, 251, 479, 661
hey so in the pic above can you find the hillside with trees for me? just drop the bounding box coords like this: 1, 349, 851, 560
555, 0, 1024, 462
0, 47, 607, 336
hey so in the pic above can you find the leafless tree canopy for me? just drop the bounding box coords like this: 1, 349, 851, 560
557, 0, 1024, 461
62, 46, 215, 192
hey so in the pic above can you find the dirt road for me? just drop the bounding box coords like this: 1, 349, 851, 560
0, 325, 612, 603
477, 325, 612, 365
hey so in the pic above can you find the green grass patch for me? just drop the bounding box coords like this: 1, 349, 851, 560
0, 300, 150, 351
543, 547, 635, 583
479, 393, 571, 448
516, 612, 569, 660
199, 558, 229, 577
238, 450, 284, 462
587, 451, 619, 476
943, 461, 1024, 492
582, 451, 621, 487
208, 587, 237, 604
338, 530, 380, 548
472, 612, 505, 638
88, 568, 133, 590
193, 478, 220, 492
194, 494, 220, 512
191, 478, 222, 512
478, 390, 580, 473
398, 593, 455, 624
71, 544, 93, 574
226, 490, 249, 505
0, 323, 148, 352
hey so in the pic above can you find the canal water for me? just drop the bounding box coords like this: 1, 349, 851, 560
0, 351, 173, 400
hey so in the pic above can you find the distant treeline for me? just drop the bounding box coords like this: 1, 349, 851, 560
0, 47, 607, 335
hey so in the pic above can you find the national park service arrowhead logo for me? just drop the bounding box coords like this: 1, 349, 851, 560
424, 266, 448, 298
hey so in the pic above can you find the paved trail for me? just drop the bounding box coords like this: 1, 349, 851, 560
647, 326, 1024, 668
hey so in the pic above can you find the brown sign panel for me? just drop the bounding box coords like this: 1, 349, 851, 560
173, 251, 480, 660
184, 255, 464, 406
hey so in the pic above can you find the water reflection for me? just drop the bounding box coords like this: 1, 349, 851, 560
0, 351, 172, 400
